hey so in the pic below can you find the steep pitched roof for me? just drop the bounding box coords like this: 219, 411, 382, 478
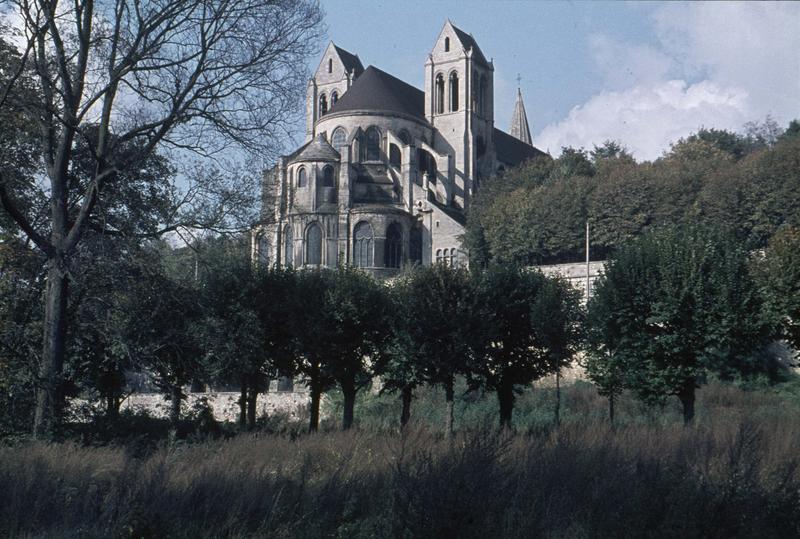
450, 22, 489, 65
510, 88, 532, 145
292, 133, 340, 162
328, 65, 425, 119
494, 128, 546, 167
333, 44, 364, 76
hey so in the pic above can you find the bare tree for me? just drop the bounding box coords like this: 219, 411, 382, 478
0, 0, 324, 437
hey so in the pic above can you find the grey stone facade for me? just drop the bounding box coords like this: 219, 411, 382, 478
253, 21, 545, 276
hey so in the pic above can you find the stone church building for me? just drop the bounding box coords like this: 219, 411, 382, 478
253, 21, 545, 274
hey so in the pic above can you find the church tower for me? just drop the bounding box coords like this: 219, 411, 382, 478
305, 43, 364, 141
424, 21, 494, 209
510, 88, 532, 145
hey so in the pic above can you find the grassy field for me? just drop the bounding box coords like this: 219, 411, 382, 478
1, 379, 799, 538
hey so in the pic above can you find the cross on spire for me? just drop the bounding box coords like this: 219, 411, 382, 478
516, 73, 522, 87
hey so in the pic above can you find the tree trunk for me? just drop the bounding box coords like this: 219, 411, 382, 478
444, 377, 455, 437
342, 382, 356, 431
247, 385, 258, 431
497, 378, 515, 430
105, 393, 120, 420
608, 394, 615, 426
33, 263, 69, 439
678, 383, 696, 426
238, 378, 247, 430
169, 385, 182, 429
400, 385, 412, 428
309, 385, 322, 433
554, 370, 561, 427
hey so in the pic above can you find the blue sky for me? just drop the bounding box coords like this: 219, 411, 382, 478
314, 1, 800, 160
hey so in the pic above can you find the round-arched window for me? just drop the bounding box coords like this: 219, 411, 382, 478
449, 72, 459, 112
258, 235, 270, 267
384, 223, 402, 268
331, 90, 338, 105
323, 165, 335, 187
353, 221, 373, 268
297, 167, 307, 187
319, 93, 328, 115
363, 126, 380, 161
389, 144, 401, 167
435, 74, 445, 114
331, 127, 347, 152
306, 223, 322, 265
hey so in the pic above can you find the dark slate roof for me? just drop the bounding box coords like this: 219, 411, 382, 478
493, 128, 546, 167
334, 44, 364, 76
328, 66, 425, 119
451, 23, 489, 66
292, 134, 340, 162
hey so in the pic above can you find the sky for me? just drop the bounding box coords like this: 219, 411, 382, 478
315, 1, 800, 160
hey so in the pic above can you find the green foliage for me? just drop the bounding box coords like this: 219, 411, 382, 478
755, 226, 800, 351
465, 119, 800, 265
586, 225, 774, 421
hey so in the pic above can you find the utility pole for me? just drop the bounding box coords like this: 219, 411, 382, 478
585, 220, 590, 301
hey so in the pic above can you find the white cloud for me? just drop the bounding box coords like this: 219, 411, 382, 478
535, 80, 749, 160
535, 2, 800, 161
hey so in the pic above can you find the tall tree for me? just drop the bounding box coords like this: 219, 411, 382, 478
470, 265, 583, 429
755, 226, 800, 353
0, 0, 323, 437
587, 226, 773, 424
392, 264, 475, 436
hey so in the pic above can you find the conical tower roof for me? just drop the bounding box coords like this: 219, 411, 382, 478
292, 133, 340, 163
510, 88, 532, 146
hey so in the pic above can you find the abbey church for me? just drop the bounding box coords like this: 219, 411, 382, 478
253, 21, 545, 274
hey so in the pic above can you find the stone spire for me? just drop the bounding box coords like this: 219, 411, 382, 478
510, 87, 532, 146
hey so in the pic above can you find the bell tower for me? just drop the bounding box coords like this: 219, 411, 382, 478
424, 21, 494, 208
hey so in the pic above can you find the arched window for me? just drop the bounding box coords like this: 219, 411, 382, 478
480, 75, 487, 116
363, 126, 380, 161
306, 223, 322, 265
331, 90, 338, 105
435, 249, 443, 264
410, 226, 422, 264
319, 93, 327, 115
384, 223, 402, 268
450, 248, 457, 267
435, 74, 445, 114
449, 72, 459, 112
328, 58, 333, 73
389, 144, 401, 167
331, 127, 347, 152
323, 165, 335, 187
258, 235, 270, 267
444, 37, 450, 52
353, 221, 373, 268
283, 224, 293, 268
417, 149, 436, 180
398, 129, 411, 145
297, 167, 307, 187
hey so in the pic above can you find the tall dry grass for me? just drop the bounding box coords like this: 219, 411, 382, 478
1, 383, 799, 538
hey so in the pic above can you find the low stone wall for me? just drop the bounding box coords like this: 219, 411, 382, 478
119, 390, 310, 423
534, 260, 605, 302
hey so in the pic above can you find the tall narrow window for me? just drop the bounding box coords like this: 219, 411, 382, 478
384, 223, 402, 268
323, 165, 335, 187
389, 144, 401, 167
331, 127, 347, 152
306, 223, 322, 265
480, 75, 487, 116
450, 248, 457, 267
319, 93, 327, 115
297, 167, 307, 187
353, 221, 373, 268
449, 72, 459, 112
363, 126, 380, 161
328, 58, 333, 73
331, 90, 338, 105
258, 235, 270, 267
444, 37, 450, 52
435, 249, 442, 264
435, 74, 445, 114
283, 225, 293, 268
410, 226, 422, 264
